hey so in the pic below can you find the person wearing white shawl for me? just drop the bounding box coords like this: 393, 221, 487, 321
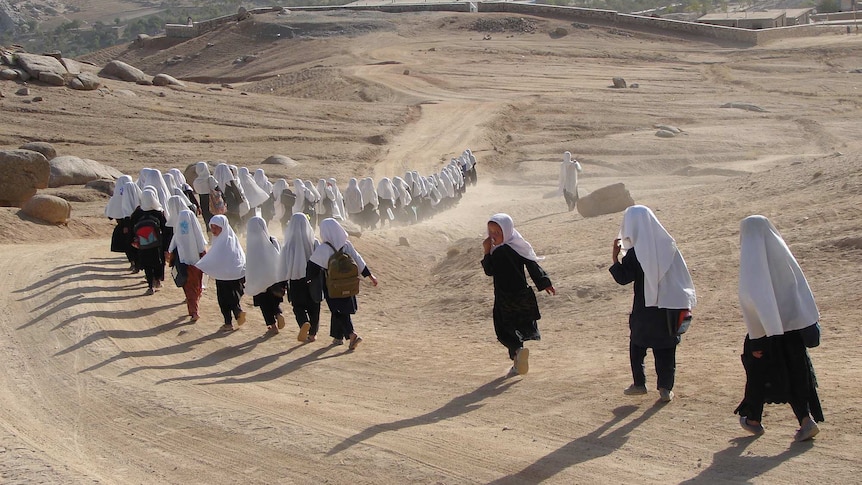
303, 180, 321, 228
610, 205, 696, 402
108, 175, 134, 265
163, 171, 196, 214
237, 167, 269, 212
291, 179, 308, 215
131, 190, 167, 294
391, 176, 415, 225
463, 148, 478, 186
195, 214, 247, 331
193, 162, 214, 227
328, 177, 346, 221
482, 213, 555, 376
137, 168, 173, 221
316, 179, 331, 221
343, 178, 364, 222
255, 169, 276, 223
376, 177, 397, 228
271, 178, 295, 226
308, 218, 378, 349
168, 209, 208, 321
280, 212, 322, 342
163, 194, 190, 258
558, 151, 583, 212
213, 163, 245, 231
734, 215, 823, 441
246, 216, 287, 334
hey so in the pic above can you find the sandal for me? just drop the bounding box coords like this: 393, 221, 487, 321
348, 334, 362, 351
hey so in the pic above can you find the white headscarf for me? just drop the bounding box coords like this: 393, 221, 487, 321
244, 216, 281, 295
192, 162, 211, 195
558, 151, 582, 195
344, 178, 363, 214
237, 167, 270, 209
105, 175, 133, 219
140, 189, 163, 212
163, 172, 195, 211
280, 213, 318, 281
359, 177, 378, 209
119, 181, 142, 218
328, 178, 346, 220
168, 209, 208, 265
254, 169, 273, 194
272, 178, 289, 223
194, 215, 246, 281
137, 168, 171, 218
213, 163, 235, 192
739, 215, 819, 339
488, 213, 540, 262
165, 195, 188, 228
377, 177, 396, 203
168, 168, 189, 189
618, 205, 696, 310
309, 218, 367, 273
292, 179, 307, 214
392, 176, 412, 206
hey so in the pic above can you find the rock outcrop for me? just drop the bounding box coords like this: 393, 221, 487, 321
0, 149, 50, 206
576, 183, 635, 218
48, 155, 124, 188
21, 194, 72, 224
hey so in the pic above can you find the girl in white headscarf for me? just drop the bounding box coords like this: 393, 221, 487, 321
131, 189, 168, 295
291, 179, 308, 216
195, 214, 247, 332
193, 162, 214, 227
246, 216, 286, 334
163, 195, 190, 260
168, 209, 208, 321
376, 177, 397, 228
303, 180, 320, 229
610, 205, 696, 403
391, 176, 415, 225
358, 177, 380, 230
482, 213, 555, 376
280, 213, 322, 342
734, 215, 823, 441
343, 178, 363, 223
558, 151, 583, 212
328, 177, 346, 221
108, 175, 134, 265
213, 163, 245, 231
237, 167, 270, 213
255, 169, 276, 223
308, 218, 378, 349
271, 178, 295, 226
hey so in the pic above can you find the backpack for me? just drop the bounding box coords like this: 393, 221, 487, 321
133, 214, 162, 250
324, 241, 360, 298
209, 188, 227, 215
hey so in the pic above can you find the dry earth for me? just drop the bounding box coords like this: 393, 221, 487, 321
1, 10, 862, 484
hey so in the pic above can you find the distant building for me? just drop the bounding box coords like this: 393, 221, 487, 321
698, 8, 813, 29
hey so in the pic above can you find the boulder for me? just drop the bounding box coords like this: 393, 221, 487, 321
152, 73, 185, 87
99, 60, 148, 83
85, 178, 116, 195
0, 68, 17, 80
14, 53, 68, 80
0, 149, 50, 206
38, 71, 66, 86
48, 155, 124, 188
19, 141, 57, 159
262, 155, 298, 167
612, 77, 627, 89
60, 58, 91, 75
69, 72, 101, 90
13, 68, 30, 82
655, 129, 676, 138
576, 183, 635, 218
21, 194, 71, 224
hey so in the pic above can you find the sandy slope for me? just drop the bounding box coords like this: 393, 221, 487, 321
2, 10, 862, 484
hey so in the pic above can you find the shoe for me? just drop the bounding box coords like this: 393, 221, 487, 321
306, 334, 317, 343
276, 314, 286, 330
659, 388, 675, 402
236, 311, 246, 327
794, 418, 819, 442
267, 324, 279, 335
332, 338, 344, 346
514, 348, 529, 375
349, 334, 363, 351
131, 268, 140, 274
190, 314, 200, 322
154, 280, 162, 289
145, 287, 155, 295
739, 416, 765, 435
297, 322, 311, 342
623, 384, 648, 395
506, 365, 518, 378
219, 324, 234, 332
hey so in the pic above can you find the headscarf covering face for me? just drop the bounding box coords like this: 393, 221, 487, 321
254, 169, 273, 194
488, 213, 539, 261
344, 178, 363, 214
618, 205, 696, 309
244, 216, 281, 295
119, 181, 142, 218
194, 214, 246, 280
280, 212, 318, 281
738, 215, 819, 339
309, 218, 367, 272
168, 209, 208, 265
140, 188, 164, 212
165, 195, 188, 228
105, 175, 133, 219
192, 162, 212, 194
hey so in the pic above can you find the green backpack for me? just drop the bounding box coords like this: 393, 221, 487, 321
324, 242, 360, 298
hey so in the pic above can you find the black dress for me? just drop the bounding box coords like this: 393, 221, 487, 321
481, 244, 552, 359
